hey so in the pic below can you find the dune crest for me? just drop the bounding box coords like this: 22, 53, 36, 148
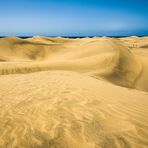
0, 36, 148, 91
98, 40, 142, 88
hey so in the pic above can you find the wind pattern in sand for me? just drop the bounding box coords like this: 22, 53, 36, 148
0, 36, 148, 148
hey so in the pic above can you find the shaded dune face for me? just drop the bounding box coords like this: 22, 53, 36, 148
0, 37, 148, 148
0, 36, 148, 91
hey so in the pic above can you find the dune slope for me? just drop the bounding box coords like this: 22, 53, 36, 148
0, 36, 148, 148
0, 71, 148, 148
0, 36, 148, 91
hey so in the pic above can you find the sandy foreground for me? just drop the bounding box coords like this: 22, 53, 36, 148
0, 36, 148, 148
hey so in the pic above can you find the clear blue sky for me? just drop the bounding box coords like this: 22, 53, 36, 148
0, 0, 148, 36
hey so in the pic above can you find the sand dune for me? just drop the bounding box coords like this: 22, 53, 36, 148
0, 36, 148, 91
0, 36, 148, 147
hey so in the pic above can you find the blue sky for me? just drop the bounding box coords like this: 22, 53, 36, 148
0, 0, 148, 36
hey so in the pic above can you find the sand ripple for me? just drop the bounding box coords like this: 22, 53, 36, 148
0, 37, 148, 147
0, 71, 148, 147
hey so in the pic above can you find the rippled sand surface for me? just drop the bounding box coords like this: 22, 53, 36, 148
0, 36, 148, 148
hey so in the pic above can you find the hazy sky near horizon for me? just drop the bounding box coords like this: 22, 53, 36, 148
0, 0, 148, 36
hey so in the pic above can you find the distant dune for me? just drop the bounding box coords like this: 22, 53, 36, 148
0, 36, 148, 91
0, 36, 148, 148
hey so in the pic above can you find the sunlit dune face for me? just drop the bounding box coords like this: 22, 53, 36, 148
0, 36, 148, 148
0, 36, 148, 91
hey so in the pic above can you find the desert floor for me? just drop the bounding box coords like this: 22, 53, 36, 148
0, 36, 148, 148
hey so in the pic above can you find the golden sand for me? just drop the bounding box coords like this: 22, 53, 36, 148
0, 36, 148, 147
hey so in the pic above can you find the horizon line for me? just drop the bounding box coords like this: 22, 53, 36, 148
0, 35, 148, 38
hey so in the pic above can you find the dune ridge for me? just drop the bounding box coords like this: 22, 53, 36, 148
0, 36, 148, 148
0, 36, 147, 91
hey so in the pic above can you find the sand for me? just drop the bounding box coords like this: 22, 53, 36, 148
0, 36, 148, 147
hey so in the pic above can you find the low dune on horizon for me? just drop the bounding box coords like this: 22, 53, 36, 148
0, 36, 148, 147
